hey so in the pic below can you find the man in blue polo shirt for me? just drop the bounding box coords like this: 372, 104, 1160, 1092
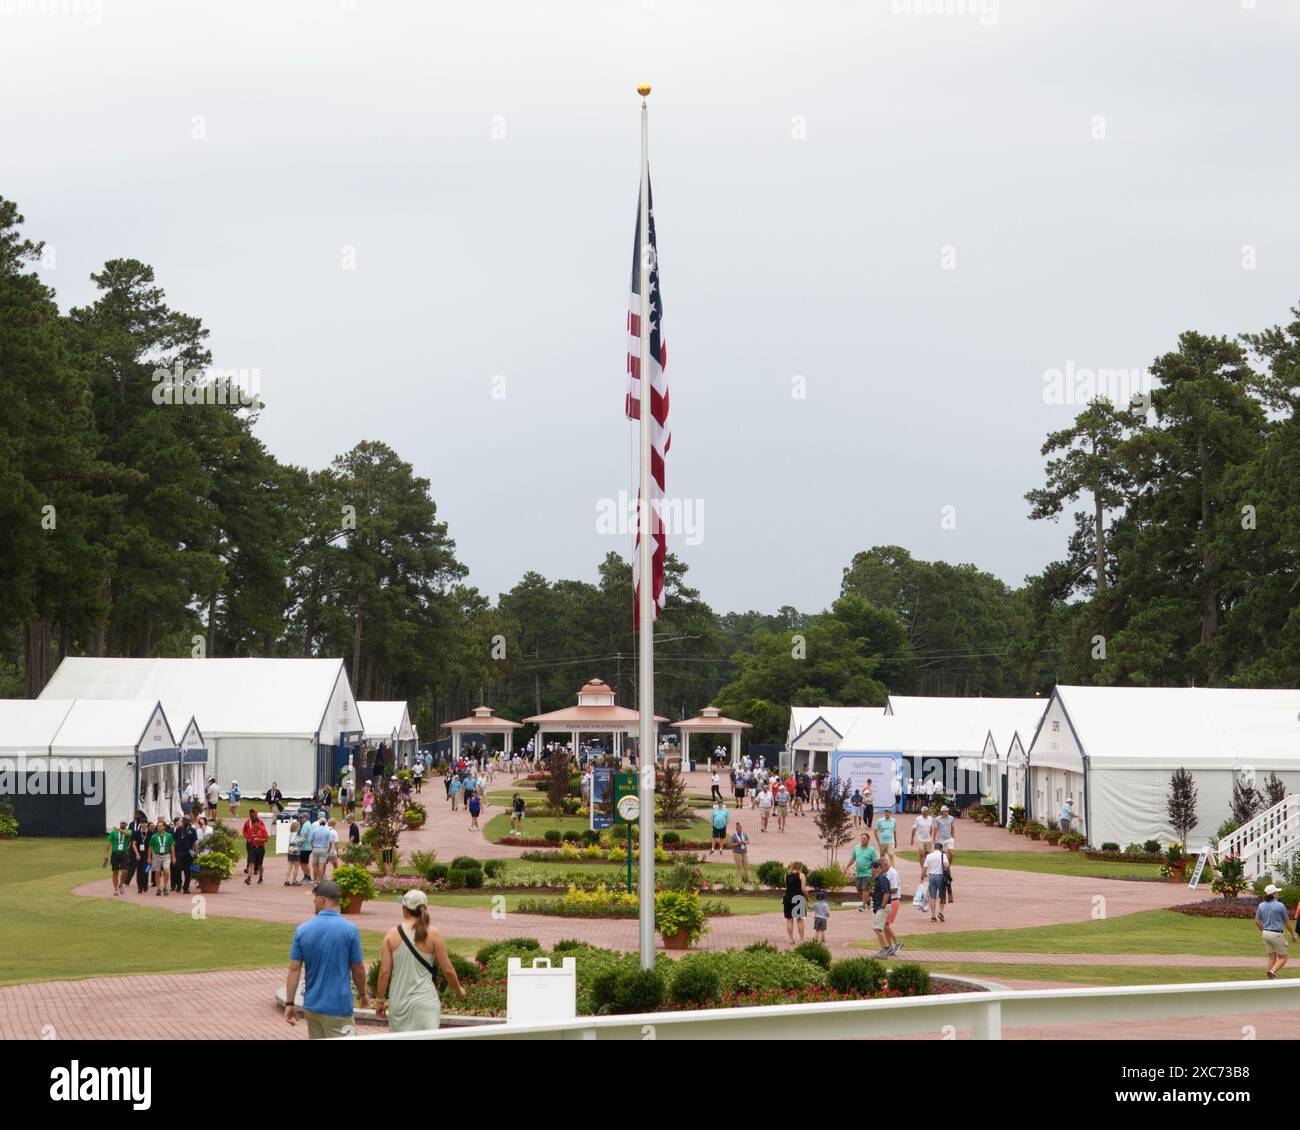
285, 879, 368, 1038
1255, 883, 1296, 980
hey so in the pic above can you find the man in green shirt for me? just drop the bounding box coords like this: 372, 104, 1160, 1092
849, 831, 879, 911
875, 812, 897, 863
147, 820, 175, 897
104, 821, 132, 895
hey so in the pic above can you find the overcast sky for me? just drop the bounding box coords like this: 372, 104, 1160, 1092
4, 0, 1298, 614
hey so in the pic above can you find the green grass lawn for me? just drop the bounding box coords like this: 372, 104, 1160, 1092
0, 838, 485, 986
849, 909, 1261, 957
482, 811, 715, 844
940, 849, 1166, 881
927, 962, 1288, 987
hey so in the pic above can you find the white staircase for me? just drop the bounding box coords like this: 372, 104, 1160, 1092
1219, 794, 1300, 880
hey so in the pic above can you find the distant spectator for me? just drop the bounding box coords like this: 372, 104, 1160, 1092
730, 822, 750, 884
242, 808, 269, 885
147, 819, 174, 897
104, 820, 132, 895
265, 783, 285, 814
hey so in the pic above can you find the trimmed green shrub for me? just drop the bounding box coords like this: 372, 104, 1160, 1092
744, 940, 778, 954
590, 969, 622, 1011
670, 957, 721, 1005
1143, 840, 1161, 854
435, 952, 479, 993
887, 963, 932, 997
449, 856, 481, 871
755, 860, 786, 889
613, 967, 665, 1014
482, 859, 505, 879
552, 938, 595, 953
792, 940, 832, 970
806, 864, 850, 891
580, 829, 600, 845
828, 957, 885, 996
562, 830, 581, 843
544, 829, 563, 843
424, 862, 449, 883
661, 831, 680, 844
475, 936, 540, 967
448, 867, 483, 889
1100, 842, 1120, 852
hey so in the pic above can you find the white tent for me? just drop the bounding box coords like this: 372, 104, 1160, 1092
177, 716, 209, 807
1027, 685, 1300, 848
57, 699, 179, 829
39, 658, 360, 798
785, 707, 884, 773
0, 698, 181, 833
357, 700, 417, 767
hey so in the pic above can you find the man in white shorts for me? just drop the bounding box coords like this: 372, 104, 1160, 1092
911, 808, 935, 876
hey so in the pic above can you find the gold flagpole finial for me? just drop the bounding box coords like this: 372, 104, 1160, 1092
637, 83, 652, 99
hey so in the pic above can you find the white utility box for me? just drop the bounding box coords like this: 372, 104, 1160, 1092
506, 956, 577, 1025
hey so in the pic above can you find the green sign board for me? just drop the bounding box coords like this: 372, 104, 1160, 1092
614, 772, 640, 826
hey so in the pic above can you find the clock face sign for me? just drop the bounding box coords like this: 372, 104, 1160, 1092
617, 794, 641, 823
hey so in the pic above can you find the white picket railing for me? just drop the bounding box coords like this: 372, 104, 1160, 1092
1219, 793, 1300, 880
364, 980, 1300, 1041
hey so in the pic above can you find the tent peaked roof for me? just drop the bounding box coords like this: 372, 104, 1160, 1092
1046, 685, 1300, 768
40, 657, 351, 738
50, 699, 176, 755
357, 700, 415, 742
0, 699, 78, 752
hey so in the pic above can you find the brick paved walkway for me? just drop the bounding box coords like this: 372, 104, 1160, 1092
7, 767, 1271, 1041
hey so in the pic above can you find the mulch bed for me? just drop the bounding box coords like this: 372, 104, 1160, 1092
1170, 896, 1258, 919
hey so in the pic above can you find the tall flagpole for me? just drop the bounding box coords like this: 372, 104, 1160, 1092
636, 81, 656, 970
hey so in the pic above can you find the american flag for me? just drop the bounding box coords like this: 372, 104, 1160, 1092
625, 176, 670, 621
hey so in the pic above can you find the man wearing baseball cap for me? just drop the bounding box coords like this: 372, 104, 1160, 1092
285, 879, 368, 1037
1255, 883, 1296, 979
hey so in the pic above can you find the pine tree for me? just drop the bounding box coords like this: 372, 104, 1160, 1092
1166, 768, 1199, 848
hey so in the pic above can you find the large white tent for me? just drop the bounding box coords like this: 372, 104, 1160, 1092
786, 707, 884, 773
39, 657, 360, 799
785, 697, 1049, 811
357, 700, 417, 768
1027, 685, 1300, 848
0, 698, 179, 833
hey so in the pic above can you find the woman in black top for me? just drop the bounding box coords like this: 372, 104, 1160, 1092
782, 862, 810, 944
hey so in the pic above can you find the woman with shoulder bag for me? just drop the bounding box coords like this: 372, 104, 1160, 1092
375, 889, 466, 1032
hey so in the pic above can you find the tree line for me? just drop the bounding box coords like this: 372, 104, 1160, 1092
3, 195, 1297, 746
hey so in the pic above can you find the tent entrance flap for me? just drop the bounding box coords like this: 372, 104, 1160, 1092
327, 731, 364, 788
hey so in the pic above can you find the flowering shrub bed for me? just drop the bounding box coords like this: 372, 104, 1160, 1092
436, 942, 937, 1019
1170, 897, 1258, 919
1084, 850, 1164, 864
515, 885, 731, 918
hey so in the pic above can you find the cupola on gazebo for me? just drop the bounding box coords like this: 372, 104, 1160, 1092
524, 678, 668, 763
441, 705, 522, 760
672, 706, 752, 769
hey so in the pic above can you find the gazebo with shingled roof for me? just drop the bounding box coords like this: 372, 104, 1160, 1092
672, 705, 752, 769
440, 705, 522, 761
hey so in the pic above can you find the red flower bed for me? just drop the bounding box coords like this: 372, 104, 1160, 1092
1170, 897, 1258, 919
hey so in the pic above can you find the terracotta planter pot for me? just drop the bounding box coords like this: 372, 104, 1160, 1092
1066, 842, 1080, 852
340, 897, 365, 915
197, 876, 222, 894
660, 928, 692, 951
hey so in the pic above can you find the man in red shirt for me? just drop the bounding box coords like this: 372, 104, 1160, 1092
242, 807, 270, 886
